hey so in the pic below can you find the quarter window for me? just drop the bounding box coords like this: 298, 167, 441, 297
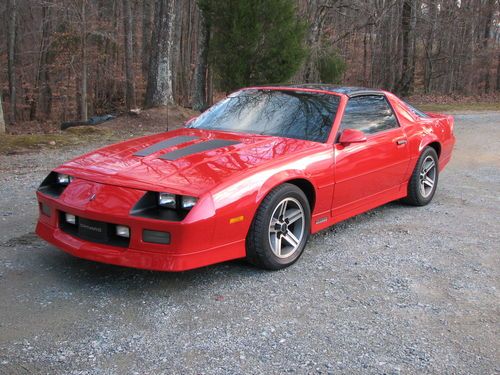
403, 101, 430, 118
340, 95, 398, 134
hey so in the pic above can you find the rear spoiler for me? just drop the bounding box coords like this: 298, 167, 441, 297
426, 112, 454, 133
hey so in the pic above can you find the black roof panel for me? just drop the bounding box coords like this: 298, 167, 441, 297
253, 84, 385, 97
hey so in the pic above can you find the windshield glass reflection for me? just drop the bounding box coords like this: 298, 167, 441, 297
189, 90, 340, 143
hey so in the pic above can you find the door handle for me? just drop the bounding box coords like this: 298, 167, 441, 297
396, 139, 407, 145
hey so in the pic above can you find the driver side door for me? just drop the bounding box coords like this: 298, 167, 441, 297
332, 95, 410, 221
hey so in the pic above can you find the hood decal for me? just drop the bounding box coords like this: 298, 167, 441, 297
134, 135, 199, 157
159, 139, 240, 161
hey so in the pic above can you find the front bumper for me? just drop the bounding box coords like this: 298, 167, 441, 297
35, 178, 246, 271
36, 220, 244, 271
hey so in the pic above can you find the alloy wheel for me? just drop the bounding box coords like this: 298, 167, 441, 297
419, 155, 437, 198
268, 197, 305, 258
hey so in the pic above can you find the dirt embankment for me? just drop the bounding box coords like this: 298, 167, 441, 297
0, 105, 199, 156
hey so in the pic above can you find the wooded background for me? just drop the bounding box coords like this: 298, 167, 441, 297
0, 0, 498, 127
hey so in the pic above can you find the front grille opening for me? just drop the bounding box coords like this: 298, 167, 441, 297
59, 212, 130, 248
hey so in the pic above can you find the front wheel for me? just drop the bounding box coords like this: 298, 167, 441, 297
246, 184, 311, 270
404, 147, 439, 206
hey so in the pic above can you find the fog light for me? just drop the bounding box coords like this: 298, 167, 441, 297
57, 174, 72, 185
158, 192, 176, 208
115, 225, 130, 238
65, 213, 76, 225
40, 202, 51, 217
143, 229, 170, 244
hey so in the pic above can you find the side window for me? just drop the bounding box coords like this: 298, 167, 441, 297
340, 95, 399, 135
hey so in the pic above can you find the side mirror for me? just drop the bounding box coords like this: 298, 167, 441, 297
185, 116, 197, 127
339, 128, 367, 145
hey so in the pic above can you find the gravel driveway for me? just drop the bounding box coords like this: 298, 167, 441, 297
0, 112, 499, 374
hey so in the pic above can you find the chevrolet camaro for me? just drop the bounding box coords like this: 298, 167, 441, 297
36, 85, 455, 271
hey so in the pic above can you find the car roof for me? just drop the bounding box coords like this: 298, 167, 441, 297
251, 84, 386, 97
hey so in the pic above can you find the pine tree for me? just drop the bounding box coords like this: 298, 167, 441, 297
201, 0, 306, 93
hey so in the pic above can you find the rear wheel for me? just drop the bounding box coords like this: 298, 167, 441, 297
404, 147, 439, 206
246, 184, 311, 270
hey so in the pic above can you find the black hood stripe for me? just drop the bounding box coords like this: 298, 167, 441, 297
134, 136, 199, 157
159, 139, 240, 161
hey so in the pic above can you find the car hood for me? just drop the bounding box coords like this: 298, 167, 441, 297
55, 128, 324, 196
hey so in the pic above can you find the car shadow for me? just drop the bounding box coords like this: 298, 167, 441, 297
35, 244, 267, 294
32, 200, 417, 294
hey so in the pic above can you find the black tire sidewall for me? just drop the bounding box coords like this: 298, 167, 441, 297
410, 147, 439, 205
248, 184, 311, 269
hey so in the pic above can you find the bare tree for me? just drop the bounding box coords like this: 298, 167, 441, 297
37, 3, 53, 119
191, 4, 209, 111
395, 0, 416, 96
0, 0, 497, 127
172, 0, 197, 107
80, 0, 89, 121
145, 0, 176, 107
482, 0, 496, 93
7, 0, 17, 123
294, 0, 336, 82
423, 0, 438, 93
0, 95, 5, 134
123, 0, 136, 109
142, 0, 154, 76
497, 54, 500, 92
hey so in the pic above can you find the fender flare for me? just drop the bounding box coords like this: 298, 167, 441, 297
255, 170, 316, 206
418, 134, 441, 155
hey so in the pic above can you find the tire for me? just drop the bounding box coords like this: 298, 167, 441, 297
246, 183, 311, 270
403, 147, 439, 206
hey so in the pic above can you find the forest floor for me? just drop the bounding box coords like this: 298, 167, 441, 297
0, 111, 498, 374
0, 105, 198, 156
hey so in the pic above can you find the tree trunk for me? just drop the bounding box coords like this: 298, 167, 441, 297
395, 0, 414, 96
123, 0, 137, 109
37, 4, 53, 119
482, 0, 495, 93
142, 0, 154, 76
207, 64, 213, 107
0, 95, 5, 134
7, 0, 17, 124
362, 26, 368, 86
191, 6, 209, 111
80, 0, 88, 121
172, 0, 195, 106
423, 0, 437, 93
301, 1, 331, 82
145, 0, 176, 107
497, 54, 500, 92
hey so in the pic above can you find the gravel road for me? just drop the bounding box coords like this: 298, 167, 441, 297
0, 112, 499, 374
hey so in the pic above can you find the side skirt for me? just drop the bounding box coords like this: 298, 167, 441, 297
310, 184, 407, 234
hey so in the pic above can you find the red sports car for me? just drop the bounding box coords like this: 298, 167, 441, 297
36, 85, 455, 271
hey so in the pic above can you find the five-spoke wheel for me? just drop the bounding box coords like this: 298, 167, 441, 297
268, 197, 305, 259
419, 155, 437, 198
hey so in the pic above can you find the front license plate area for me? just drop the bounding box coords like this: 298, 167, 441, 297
78, 218, 108, 243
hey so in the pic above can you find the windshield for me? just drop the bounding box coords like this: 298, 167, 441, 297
189, 89, 340, 143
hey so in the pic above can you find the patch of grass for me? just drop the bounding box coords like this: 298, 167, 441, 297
65, 125, 113, 136
418, 102, 500, 113
0, 128, 116, 155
